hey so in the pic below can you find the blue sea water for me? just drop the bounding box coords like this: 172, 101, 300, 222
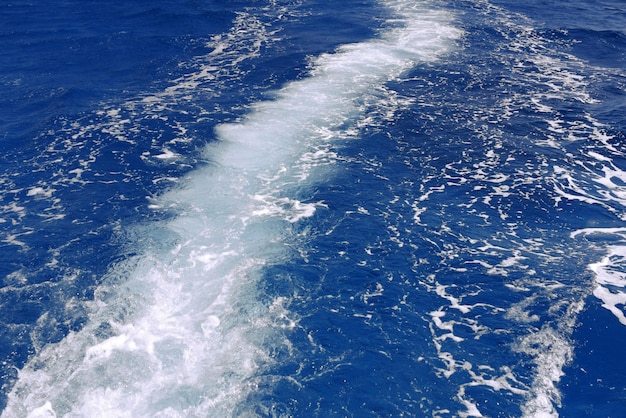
1, 0, 625, 416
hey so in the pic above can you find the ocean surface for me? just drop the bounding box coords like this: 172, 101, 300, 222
1, 0, 625, 416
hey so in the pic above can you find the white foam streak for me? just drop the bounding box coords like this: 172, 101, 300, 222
472, 1, 626, 415
518, 299, 585, 418
555, 141, 626, 327
3, 1, 459, 416
572, 228, 626, 325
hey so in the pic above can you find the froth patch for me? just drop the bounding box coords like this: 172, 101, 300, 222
572, 228, 626, 326
251, 195, 326, 223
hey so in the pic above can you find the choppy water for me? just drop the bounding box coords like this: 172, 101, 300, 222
1, 0, 625, 416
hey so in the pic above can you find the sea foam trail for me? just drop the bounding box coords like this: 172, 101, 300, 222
3, 2, 459, 416
472, 1, 623, 416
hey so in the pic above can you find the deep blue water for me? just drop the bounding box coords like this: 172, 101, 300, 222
1, 0, 625, 416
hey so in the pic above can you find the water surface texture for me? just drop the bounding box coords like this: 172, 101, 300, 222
1, 0, 625, 416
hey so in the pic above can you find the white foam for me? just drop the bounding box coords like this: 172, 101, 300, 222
3, 1, 460, 416
377, 0, 626, 414
517, 300, 584, 418
550, 118, 626, 328
572, 228, 626, 325
26, 187, 55, 198
471, 4, 626, 414
153, 149, 178, 160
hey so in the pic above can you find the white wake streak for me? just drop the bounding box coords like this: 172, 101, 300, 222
3, 2, 459, 417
